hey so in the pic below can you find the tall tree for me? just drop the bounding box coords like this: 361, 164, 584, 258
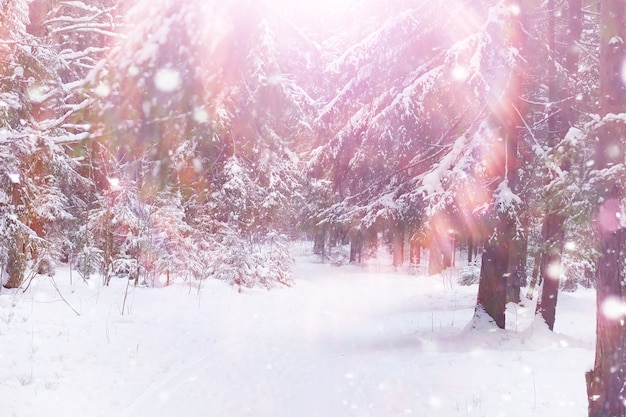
0, 0, 90, 287
472, 1, 526, 329
585, 0, 626, 415
309, 0, 526, 271
536, 0, 583, 330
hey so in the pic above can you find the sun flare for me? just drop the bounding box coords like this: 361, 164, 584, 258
260, 0, 359, 19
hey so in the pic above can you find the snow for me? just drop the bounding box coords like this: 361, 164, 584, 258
495, 179, 522, 210
8, 172, 20, 184
1, 246, 593, 417
420, 134, 469, 196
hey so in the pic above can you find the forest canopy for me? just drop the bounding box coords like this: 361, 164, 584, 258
0, 0, 618, 308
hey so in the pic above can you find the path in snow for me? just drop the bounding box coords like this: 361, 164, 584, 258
1, 252, 594, 417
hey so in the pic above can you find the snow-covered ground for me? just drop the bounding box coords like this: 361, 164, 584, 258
1, 246, 594, 417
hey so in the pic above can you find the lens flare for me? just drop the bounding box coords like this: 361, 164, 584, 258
564, 241, 576, 251
154, 68, 181, 93
601, 296, 626, 321
107, 177, 121, 191
94, 82, 111, 97
546, 262, 561, 280
193, 108, 209, 123
451, 65, 469, 81
508, 3, 521, 15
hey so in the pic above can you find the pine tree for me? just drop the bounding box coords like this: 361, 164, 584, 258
309, 0, 525, 268
91, 0, 308, 287
0, 0, 88, 287
472, 1, 526, 329
585, 0, 626, 414
535, 0, 584, 330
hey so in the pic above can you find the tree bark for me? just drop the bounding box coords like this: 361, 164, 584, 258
313, 225, 326, 257
536, 213, 565, 330
4, 235, 26, 289
393, 222, 405, 267
473, 1, 525, 327
587, 223, 626, 417
587, 1, 626, 415
442, 232, 454, 268
537, 0, 582, 329
475, 73, 523, 326
409, 238, 421, 266
349, 230, 363, 263
475, 225, 509, 329
506, 230, 527, 304
428, 240, 443, 275
4, 182, 27, 289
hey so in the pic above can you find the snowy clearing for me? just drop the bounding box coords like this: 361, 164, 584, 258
2, 248, 594, 417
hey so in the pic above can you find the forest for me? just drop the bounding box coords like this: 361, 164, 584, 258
1, 0, 626, 415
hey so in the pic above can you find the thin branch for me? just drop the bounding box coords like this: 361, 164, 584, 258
513, 103, 541, 150
48, 276, 81, 316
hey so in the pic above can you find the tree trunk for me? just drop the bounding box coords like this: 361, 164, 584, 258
474, 109, 521, 327
474, 227, 509, 329
349, 230, 363, 263
473, 238, 479, 262
4, 235, 26, 289
409, 238, 421, 266
525, 253, 543, 300
467, 235, 474, 264
536, 0, 582, 329
473, 0, 524, 327
442, 233, 454, 268
428, 241, 443, 275
506, 230, 527, 304
587, 225, 626, 417
103, 205, 113, 286
587, 1, 626, 415
393, 222, 405, 267
4, 182, 27, 289
536, 213, 565, 330
313, 226, 326, 257
27, 0, 54, 37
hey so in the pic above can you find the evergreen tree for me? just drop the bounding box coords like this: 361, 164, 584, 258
92, 0, 310, 287
585, 0, 626, 414
535, 0, 584, 330
0, 0, 88, 287
471, 1, 526, 329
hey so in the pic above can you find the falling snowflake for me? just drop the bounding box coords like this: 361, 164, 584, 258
546, 262, 562, 280
601, 296, 626, 320
451, 65, 468, 81
154, 68, 181, 92
94, 82, 111, 98
192, 158, 203, 173
108, 177, 121, 191
564, 241, 576, 251
193, 108, 209, 123
509, 3, 521, 15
